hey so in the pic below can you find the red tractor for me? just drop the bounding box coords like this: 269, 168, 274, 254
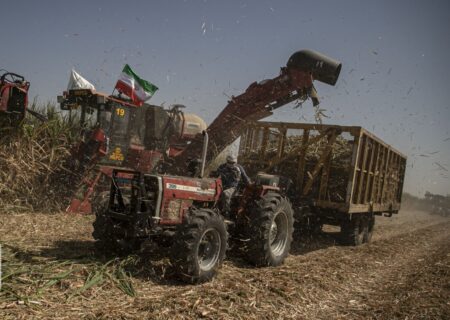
0, 71, 30, 126
95, 136, 295, 283
89, 49, 342, 282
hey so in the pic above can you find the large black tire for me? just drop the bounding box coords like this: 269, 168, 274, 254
92, 210, 139, 255
170, 208, 227, 283
241, 192, 294, 267
340, 215, 368, 246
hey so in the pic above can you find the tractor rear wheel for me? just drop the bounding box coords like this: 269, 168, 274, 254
340, 215, 367, 246
241, 192, 294, 267
170, 208, 227, 283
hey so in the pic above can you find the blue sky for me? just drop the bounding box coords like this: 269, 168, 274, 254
1, 0, 449, 196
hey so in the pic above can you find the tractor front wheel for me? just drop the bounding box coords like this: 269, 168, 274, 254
92, 210, 139, 255
170, 208, 227, 283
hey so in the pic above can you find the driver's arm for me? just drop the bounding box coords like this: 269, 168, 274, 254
237, 164, 251, 185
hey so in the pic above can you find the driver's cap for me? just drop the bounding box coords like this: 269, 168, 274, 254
226, 155, 237, 163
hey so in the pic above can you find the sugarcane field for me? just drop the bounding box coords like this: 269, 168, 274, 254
1, 2, 449, 320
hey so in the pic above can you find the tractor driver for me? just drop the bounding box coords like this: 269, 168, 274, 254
216, 155, 251, 216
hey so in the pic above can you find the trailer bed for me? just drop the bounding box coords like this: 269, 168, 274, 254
238, 121, 407, 215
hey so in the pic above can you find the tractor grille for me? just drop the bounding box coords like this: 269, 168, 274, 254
163, 199, 182, 221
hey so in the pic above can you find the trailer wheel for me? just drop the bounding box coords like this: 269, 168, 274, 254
340, 216, 367, 246
170, 208, 227, 283
241, 192, 294, 267
364, 215, 375, 243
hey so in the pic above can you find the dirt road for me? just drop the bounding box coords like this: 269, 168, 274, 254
1, 210, 449, 319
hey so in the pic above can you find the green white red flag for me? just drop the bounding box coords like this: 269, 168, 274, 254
115, 64, 158, 105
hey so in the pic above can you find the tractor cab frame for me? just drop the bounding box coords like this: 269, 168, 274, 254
0, 71, 30, 125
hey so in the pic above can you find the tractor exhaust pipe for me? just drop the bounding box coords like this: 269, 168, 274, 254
287, 49, 342, 86
200, 130, 208, 178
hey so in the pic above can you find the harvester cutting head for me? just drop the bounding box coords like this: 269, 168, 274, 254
0, 71, 30, 125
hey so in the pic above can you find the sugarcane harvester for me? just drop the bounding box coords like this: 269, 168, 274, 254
0, 71, 31, 127
0, 71, 48, 127
58, 89, 207, 213
0, 71, 30, 126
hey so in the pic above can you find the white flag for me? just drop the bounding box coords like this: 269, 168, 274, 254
67, 69, 96, 91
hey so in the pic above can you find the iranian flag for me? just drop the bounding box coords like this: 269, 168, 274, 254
115, 64, 158, 105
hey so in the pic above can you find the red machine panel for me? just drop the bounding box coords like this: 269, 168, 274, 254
126, 148, 163, 173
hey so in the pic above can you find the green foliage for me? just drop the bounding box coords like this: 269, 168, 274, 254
1, 244, 137, 303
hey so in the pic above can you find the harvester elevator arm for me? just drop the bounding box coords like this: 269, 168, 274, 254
173, 49, 342, 171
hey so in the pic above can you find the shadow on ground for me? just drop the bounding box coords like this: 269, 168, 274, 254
290, 230, 341, 255
222, 228, 341, 270
6, 239, 184, 286
6, 229, 343, 285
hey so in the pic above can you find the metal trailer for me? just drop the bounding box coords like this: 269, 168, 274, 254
238, 121, 407, 244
